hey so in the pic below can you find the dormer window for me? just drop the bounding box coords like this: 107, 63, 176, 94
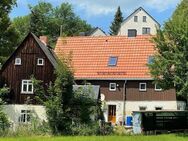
108, 57, 118, 66
134, 16, 138, 22
143, 16, 147, 22
15, 58, 21, 65
37, 58, 44, 66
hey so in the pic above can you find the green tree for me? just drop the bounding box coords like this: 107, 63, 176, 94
13, 1, 92, 47
0, 0, 19, 64
148, 0, 188, 102
109, 6, 123, 35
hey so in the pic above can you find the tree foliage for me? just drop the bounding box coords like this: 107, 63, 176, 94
0, 0, 19, 64
109, 6, 123, 35
12, 2, 92, 47
148, 0, 188, 100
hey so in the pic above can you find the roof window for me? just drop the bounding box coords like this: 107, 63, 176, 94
108, 57, 118, 66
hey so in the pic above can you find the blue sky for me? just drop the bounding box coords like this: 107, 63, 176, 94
10, 0, 181, 34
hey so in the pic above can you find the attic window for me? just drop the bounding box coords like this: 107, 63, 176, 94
143, 16, 147, 22
148, 56, 154, 64
37, 58, 44, 66
15, 58, 21, 65
108, 57, 118, 66
134, 16, 138, 22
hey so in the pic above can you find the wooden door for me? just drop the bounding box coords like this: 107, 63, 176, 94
108, 105, 116, 123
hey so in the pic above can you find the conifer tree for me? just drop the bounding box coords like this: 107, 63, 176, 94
149, 0, 188, 102
109, 6, 123, 35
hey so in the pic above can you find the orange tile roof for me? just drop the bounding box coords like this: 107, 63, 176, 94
55, 35, 155, 80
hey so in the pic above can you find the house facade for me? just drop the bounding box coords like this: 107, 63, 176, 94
0, 33, 57, 126
118, 7, 160, 36
55, 35, 184, 124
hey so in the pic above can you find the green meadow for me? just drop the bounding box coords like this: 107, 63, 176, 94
0, 134, 187, 141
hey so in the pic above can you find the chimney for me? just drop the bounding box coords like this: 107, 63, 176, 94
40, 36, 48, 45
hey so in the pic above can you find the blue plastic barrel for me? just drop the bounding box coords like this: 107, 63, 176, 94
126, 116, 133, 126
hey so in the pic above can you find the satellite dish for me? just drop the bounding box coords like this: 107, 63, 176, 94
101, 94, 105, 101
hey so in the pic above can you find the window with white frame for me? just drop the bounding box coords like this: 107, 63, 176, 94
18, 110, 31, 123
37, 58, 44, 66
134, 16, 138, 22
109, 83, 116, 91
21, 80, 33, 94
15, 58, 21, 65
143, 16, 147, 22
139, 83, 147, 91
155, 84, 162, 91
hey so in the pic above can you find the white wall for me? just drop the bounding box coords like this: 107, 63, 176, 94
103, 100, 184, 124
118, 8, 159, 36
3, 104, 46, 128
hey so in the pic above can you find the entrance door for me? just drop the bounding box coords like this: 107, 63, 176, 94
108, 105, 116, 123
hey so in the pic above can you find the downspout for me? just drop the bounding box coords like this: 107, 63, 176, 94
122, 80, 127, 126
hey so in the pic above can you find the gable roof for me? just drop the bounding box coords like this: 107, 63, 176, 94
1, 32, 57, 71
55, 35, 155, 80
85, 27, 106, 36
121, 7, 160, 27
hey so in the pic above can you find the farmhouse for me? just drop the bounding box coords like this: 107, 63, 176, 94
54, 35, 185, 124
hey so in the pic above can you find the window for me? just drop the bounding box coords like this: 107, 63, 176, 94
108, 57, 118, 66
21, 80, 33, 94
19, 110, 31, 123
148, 56, 154, 64
15, 58, 21, 65
143, 16, 147, 22
128, 29, 137, 37
109, 83, 116, 91
134, 16, 138, 22
155, 84, 162, 91
37, 58, 44, 66
139, 83, 146, 91
142, 27, 150, 35
139, 106, 147, 111
155, 107, 162, 110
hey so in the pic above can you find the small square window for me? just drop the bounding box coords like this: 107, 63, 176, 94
139, 83, 146, 91
21, 80, 33, 94
19, 110, 31, 123
143, 16, 147, 22
109, 83, 116, 91
134, 16, 138, 22
142, 27, 150, 35
128, 29, 137, 37
108, 57, 118, 66
37, 58, 44, 66
139, 106, 147, 111
15, 58, 21, 65
155, 84, 162, 91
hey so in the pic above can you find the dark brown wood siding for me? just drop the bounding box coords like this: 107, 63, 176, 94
76, 80, 176, 101
1, 34, 55, 104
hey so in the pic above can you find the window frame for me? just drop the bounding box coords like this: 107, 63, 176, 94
142, 27, 151, 35
139, 83, 147, 91
15, 58, 21, 65
37, 58, 44, 66
155, 84, 162, 91
155, 107, 163, 110
21, 80, 33, 94
143, 16, 147, 22
128, 29, 137, 37
108, 56, 118, 66
109, 83, 117, 91
134, 16, 138, 22
19, 110, 31, 123
139, 106, 147, 111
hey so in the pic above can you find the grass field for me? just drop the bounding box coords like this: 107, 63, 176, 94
0, 134, 187, 141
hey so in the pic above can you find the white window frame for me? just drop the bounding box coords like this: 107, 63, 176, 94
21, 80, 33, 94
109, 83, 116, 91
19, 110, 31, 123
15, 58, 21, 65
139, 83, 147, 91
155, 84, 162, 91
37, 58, 44, 66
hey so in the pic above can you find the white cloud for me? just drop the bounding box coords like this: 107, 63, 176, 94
47, 0, 180, 16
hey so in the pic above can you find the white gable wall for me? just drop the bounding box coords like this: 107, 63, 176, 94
118, 8, 159, 36
90, 29, 106, 36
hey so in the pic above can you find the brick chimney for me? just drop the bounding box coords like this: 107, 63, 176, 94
39, 36, 48, 45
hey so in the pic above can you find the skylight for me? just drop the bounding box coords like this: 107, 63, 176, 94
148, 56, 154, 64
108, 57, 118, 66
